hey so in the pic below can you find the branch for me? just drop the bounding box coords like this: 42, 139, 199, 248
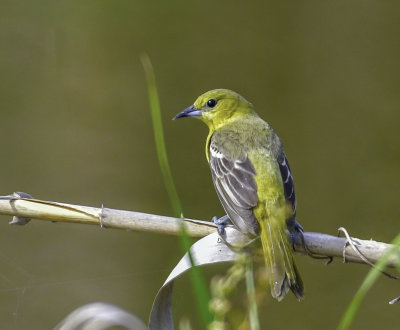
0, 193, 398, 268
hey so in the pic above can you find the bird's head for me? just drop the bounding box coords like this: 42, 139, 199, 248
173, 89, 254, 129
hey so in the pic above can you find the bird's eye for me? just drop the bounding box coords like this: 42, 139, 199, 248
206, 99, 217, 108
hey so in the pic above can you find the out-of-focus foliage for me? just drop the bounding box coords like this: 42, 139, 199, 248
0, 1, 399, 329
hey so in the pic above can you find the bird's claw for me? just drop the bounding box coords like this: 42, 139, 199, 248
2, 192, 34, 225
290, 220, 304, 250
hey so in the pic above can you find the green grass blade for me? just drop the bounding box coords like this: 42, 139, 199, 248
140, 54, 182, 217
245, 257, 260, 330
337, 233, 400, 330
141, 53, 211, 326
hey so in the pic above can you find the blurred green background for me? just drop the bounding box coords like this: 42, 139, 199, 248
0, 1, 399, 329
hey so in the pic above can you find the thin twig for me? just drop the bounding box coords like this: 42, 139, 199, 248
338, 227, 400, 304
338, 227, 400, 279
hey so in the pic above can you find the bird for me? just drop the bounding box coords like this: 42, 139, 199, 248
173, 89, 304, 301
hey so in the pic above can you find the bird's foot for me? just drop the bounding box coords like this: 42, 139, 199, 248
212, 215, 241, 251
212, 214, 230, 236
289, 220, 304, 250
2, 192, 34, 225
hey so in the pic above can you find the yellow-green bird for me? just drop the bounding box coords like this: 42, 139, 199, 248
174, 89, 304, 301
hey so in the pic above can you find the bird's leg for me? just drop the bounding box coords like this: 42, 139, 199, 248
291, 221, 333, 264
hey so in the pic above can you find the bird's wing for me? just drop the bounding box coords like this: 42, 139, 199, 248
278, 153, 297, 217
209, 142, 259, 236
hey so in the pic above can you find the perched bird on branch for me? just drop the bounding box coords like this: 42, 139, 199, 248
174, 89, 303, 301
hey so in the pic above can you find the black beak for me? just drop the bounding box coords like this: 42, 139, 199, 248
173, 105, 202, 120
